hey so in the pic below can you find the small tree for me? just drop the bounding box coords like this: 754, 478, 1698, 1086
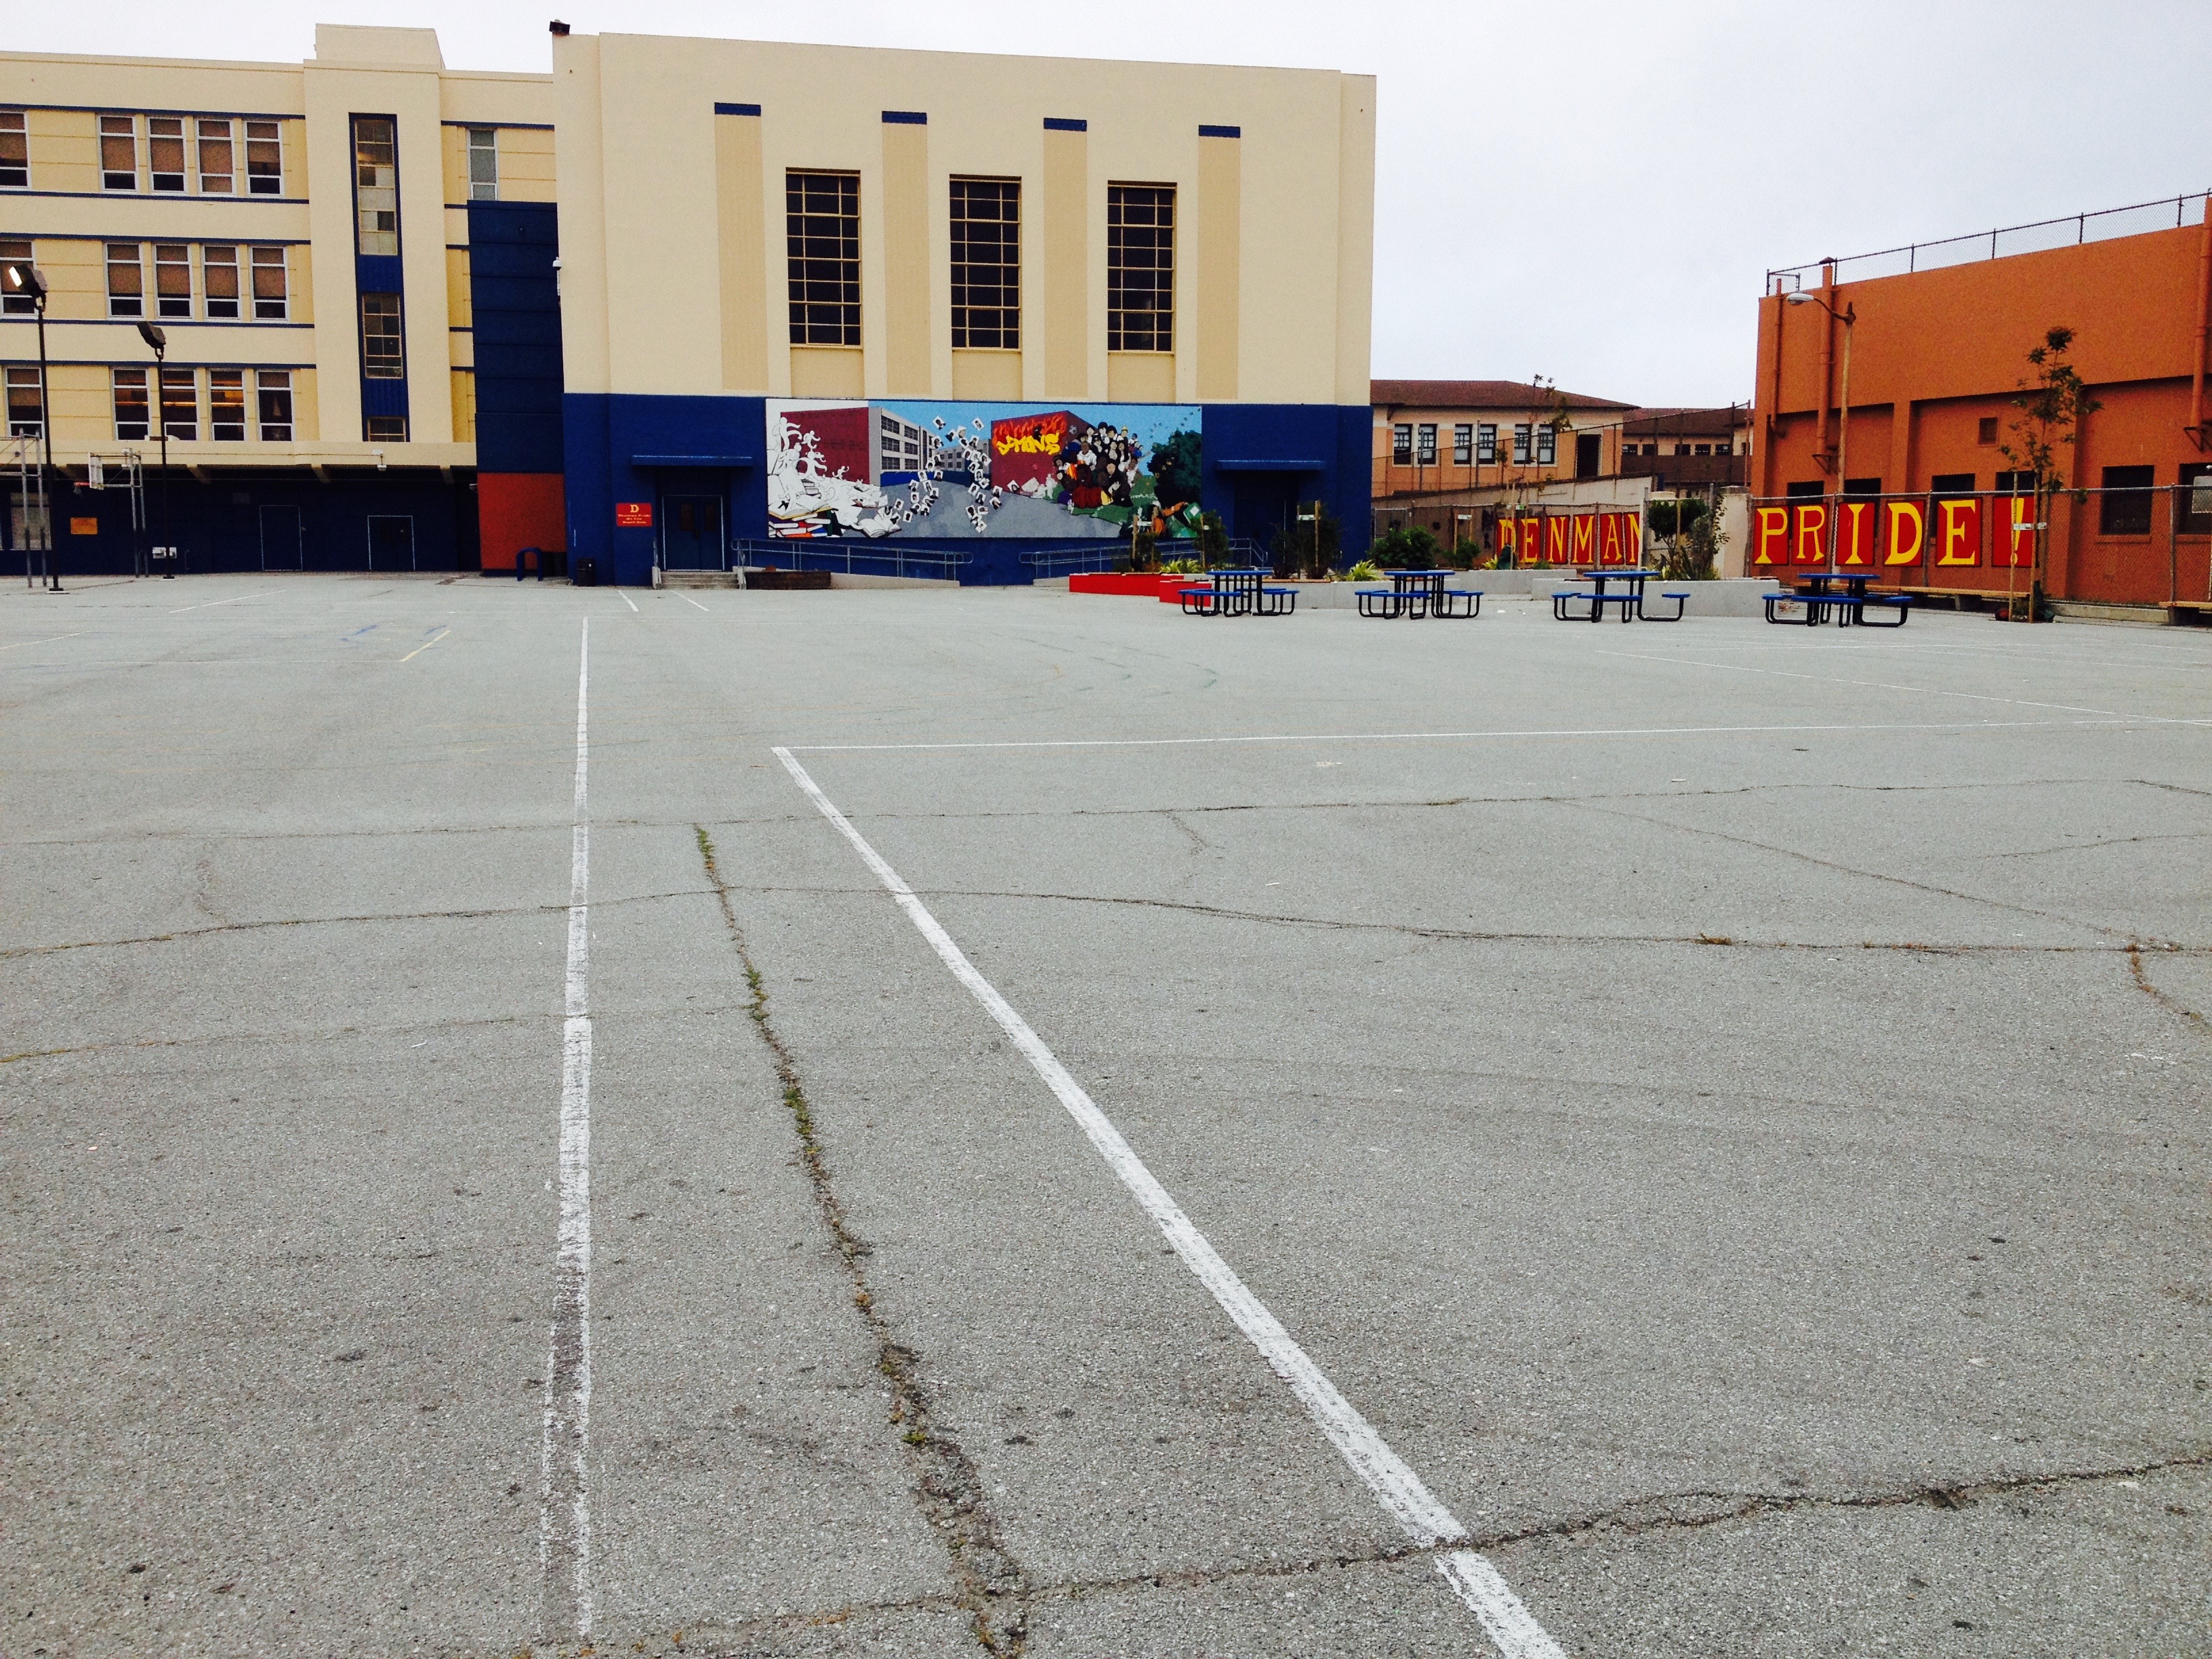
1195, 508, 1229, 569
1998, 325, 2100, 621
1371, 523, 1440, 569
1267, 499, 1341, 577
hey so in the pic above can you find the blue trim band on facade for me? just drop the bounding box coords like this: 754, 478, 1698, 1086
8, 102, 300, 120
1216, 457, 1324, 471
1043, 117, 1087, 131
13, 232, 313, 246
0, 319, 312, 331
0, 190, 308, 204
439, 119, 557, 131
714, 102, 761, 117
1198, 124, 1242, 138
881, 110, 927, 125
633, 455, 754, 468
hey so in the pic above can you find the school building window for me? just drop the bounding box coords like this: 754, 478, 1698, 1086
106, 242, 143, 318
2099, 465, 2154, 536
197, 119, 233, 193
467, 127, 499, 200
1391, 423, 1412, 465
1107, 183, 1174, 352
246, 120, 282, 194
155, 244, 190, 319
160, 367, 197, 439
253, 247, 287, 319
949, 177, 1019, 350
1415, 424, 1437, 465
0, 112, 28, 189
148, 117, 186, 191
209, 369, 245, 441
365, 413, 407, 443
1536, 426, 1557, 466
0, 239, 32, 313
257, 369, 293, 441
1477, 422, 1496, 464
786, 169, 860, 346
112, 367, 150, 440
7, 365, 44, 436
1452, 424, 1473, 465
202, 245, 239, 318
353, 116, 398, 255
2181, 462, 2212, 536
1511, 424, 1532, 465
360, 291, 405, 377
101, 115, 137, 190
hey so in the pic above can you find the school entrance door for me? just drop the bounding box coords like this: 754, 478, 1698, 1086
661, 496, 724, 571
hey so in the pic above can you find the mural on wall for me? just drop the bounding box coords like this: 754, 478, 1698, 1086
767, 398, 1204, 540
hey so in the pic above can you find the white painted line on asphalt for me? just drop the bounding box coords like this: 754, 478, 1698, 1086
1593, 647, 2212, 728
773, 745, 1565, 1659
169, 590, 278, 614
784, 716, 2126, 754
539, 618, 595, 1640
0, 632, 87, 651
619, 591, 640, 613
678, 593, 711, 613
398, 626, 450, 663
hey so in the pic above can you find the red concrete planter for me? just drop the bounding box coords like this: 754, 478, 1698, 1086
1069, 572, 1179, 598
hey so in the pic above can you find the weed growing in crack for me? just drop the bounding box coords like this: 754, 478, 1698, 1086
694, 824, 1032, 1656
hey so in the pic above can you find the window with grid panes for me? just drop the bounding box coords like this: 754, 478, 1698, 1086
468, 127, 497, 201
106, 242, 143, 317
1107, 184, 1174, 352
366, 414, 407, 443
2181, 462, 2212, 535
257, 369, 293, 441
949, 178, 1019, 350
1511, 424, 1532, 464
1536, 426, 1557, 466
360, 292, 404, 377
149, 117, 186, 191
246, 120, 281, 194
0, 239, 31, 314
353, 116, 398, 255
155, 243, 190, 318
252, 247, 287, 319
2099, 465, 2154, 535
1391, 424, 1412, 465
197, 119, 233, 193
1416, 424, 1437, 465
1477, 423, 1496, 464
786, 170, 859, 345
112, 368, 150, 440
101, 115, 137, 190
202, 245, 239, 318
161, 367, 197, 439
0, 112, 26, 188
209, 369, 245, 441
1452, 424, 1473, 465
7, 365, 44, 436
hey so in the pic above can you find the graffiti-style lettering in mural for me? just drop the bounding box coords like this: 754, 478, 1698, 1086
767, 398, 1203, 540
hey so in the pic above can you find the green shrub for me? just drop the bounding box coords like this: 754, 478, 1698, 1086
1345, 558, 1380, 580
1370, 524, 1441, 569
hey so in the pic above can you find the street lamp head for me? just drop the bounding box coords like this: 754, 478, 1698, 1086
1783, 289, 1818, 306
3, 260, 49, 301
137, 321, 167, 355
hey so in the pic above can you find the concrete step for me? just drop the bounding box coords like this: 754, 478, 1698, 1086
659, 570, 741, 590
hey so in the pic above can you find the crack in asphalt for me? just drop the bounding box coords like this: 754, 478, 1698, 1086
695, 825, 1031, 1658
1568, 797, 2172, 947
715, 882, 2210, 958
467, 1448, 2212, 1657
2129, 943, 2211, 1036
0, 886, 712, 960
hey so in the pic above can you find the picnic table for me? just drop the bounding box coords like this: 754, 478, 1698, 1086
1355, 568, 1481, 619
1765, 570, 1911, 628
1176, 568, 1298, 617
1551, 569, 1685, 622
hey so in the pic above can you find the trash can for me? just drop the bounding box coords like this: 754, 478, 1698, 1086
573, 557, 598, 588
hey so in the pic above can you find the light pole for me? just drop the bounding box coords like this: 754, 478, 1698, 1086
4, 259, 60, 590
136, 321, 173, 577
1785, 288, 1856, 570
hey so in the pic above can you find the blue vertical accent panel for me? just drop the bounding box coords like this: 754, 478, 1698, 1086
354, 251, 410, 428
563, 394, 766, 586
1200, 403, 1373, 558
468, 201, 565, 472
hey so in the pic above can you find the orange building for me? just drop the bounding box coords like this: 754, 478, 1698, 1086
1751, 194, 2212, 620
1372, 380, 1635, 499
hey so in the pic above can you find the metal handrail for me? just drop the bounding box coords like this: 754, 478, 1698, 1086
731, 537, 966, 579
1766, 189, 2212, 294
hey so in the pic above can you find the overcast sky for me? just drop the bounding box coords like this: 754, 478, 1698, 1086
22, 1, 2212, 408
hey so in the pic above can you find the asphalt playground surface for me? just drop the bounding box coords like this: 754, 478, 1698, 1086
3, 571, 2208, 1659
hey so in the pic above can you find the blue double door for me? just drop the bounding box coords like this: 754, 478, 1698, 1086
661, 495, 724, 571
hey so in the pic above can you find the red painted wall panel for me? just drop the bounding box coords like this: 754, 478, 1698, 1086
480, 473, 567, 572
